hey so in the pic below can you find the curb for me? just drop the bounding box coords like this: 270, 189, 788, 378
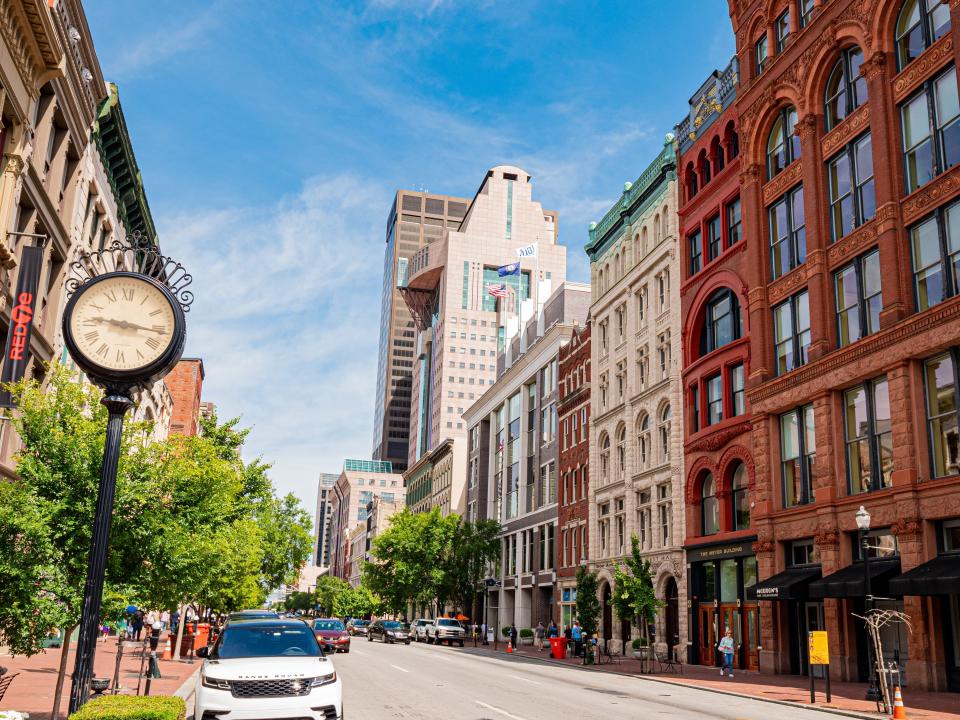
445, 645, 884, 720
173, 666, 201, 700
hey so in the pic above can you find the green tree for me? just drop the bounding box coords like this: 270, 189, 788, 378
333, 584, 380, 618
284, 591, 314, 613
440, 519, 501, 619
575, 565, 601, 640
256, 492, 313, 592
609, 534, 662, 644
315, 576, 351, 616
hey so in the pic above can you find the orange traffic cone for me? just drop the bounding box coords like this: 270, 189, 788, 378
891, 686, 908, 719
507, 640, 513, 654
161, 637, 172, 661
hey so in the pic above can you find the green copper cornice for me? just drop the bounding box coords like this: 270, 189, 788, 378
92, 83, 158, 245
585, 136, 676, 262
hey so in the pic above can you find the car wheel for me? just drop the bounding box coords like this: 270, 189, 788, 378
406, 640, 411, 645
459, 641, 464, 647
367, 634, 372, 641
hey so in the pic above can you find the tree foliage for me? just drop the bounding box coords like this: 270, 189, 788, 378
609, 534, 662, 642
440, 518, 501, 616
575, 565, 601, 639
315, 576, 351, 616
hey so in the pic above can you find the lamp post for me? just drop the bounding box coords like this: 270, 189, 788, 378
855, 505, 880, 702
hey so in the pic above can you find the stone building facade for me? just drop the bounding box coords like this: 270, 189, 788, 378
729, 0, 960, 692
675, 59, 759, 671
556, 322, 590, 630
586, 136, 686, 659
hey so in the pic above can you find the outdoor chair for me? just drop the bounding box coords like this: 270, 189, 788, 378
601, 643, 622, 665
656, 650, 682, 673
0, 671, 19, 703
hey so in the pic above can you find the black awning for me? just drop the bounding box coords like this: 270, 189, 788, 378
888, 554, 960, 596
750, 566, 822, 601
809, 558, 901, 599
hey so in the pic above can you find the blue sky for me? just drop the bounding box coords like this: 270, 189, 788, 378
85, 1, 735, 510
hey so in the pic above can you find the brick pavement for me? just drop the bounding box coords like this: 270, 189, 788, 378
0, 635, 198, 719
464, 641, 959, 719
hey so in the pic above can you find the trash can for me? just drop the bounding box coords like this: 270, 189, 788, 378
549, 637, 567, 659
194, 622, 211, 650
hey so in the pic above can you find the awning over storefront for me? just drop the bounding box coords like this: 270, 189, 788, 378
809, 558, 901, 599
888, 554, 960, 596
750, 566, 822, 601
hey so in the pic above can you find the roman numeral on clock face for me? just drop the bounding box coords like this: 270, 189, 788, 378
96, 344, 109, 357
84, 331, 99, 342
122, 289, 134, 302
116, 350, 126, 364
146, 337, 161, 350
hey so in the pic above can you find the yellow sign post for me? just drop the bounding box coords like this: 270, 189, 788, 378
807, 631, 832, 703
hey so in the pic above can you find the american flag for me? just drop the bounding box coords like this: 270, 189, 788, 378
486, 284, 508, 299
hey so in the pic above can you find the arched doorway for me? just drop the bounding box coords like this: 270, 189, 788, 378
665, 577, 679, 659
602, 583, 612, 644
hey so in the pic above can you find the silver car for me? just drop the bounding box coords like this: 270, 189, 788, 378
412, 619, 433, 643
430, 618, 465, 647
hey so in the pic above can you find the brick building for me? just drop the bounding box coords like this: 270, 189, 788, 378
166, 358, 205, 436
675, 59, 758, 670
729, 0, 960, 692
556, 322, 590, 630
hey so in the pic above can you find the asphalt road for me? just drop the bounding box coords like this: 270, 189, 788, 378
334, 638, 852, 720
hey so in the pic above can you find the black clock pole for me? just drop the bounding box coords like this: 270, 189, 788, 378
69, 392, 134, 713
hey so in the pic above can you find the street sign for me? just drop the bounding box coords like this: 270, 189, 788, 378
808, 631, 829, 665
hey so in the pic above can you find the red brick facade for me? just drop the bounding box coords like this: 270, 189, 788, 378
556, 323, 590, 626
730, 0, 960, 692
166, 358, 205, 437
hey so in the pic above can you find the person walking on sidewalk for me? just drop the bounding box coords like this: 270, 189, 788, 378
132, 610, 144, 641
547, 621, 558, 639
534, 622, 545, 651
717, 629, 736, 678
571, 621, 583, 657
509, 623, 518, 651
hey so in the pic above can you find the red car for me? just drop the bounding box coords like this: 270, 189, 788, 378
312, 618, 351, 653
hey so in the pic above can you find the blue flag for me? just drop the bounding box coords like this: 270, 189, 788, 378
498, 262, 520, 277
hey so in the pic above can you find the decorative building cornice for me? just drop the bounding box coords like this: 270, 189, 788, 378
762, 160, 803, 206
685, 421, 752, 454
891, 517, 922, 539
821, 103, 871, 159
902, 164, 960, 226
814, 529, 840, 548
826, 217, 878, 269
893, 35, 953, 102
767, 264, 808, 305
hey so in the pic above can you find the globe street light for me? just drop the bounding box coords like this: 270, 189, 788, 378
856, 506, 880, 702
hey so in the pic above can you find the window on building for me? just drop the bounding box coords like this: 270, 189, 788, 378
707, 374, 723, 426
774, 290, 811, 375
910, 199, 960, 312
637, 490, 652, 550
775, 10, 790, 52
755, 34, 769, 76
701, 288, 742, 355
638, 414, 650, 468
896, 0, 952, 71
636, 347, 648, 391
789, 539, 820, 566
707, 214, 722, 261
616, 359, 627, 401
769, 185, 806, 279
731, 463, 750, 530
727, 198, 741, 246
767, 106, 800, 179
600, 434, 610, 484
659, 404, 672, 461
845, 377, 893, 494
901, 67, 960, 193
799, 0, 815, 28
689, 230, 703, 275
828, 133, 876, 240
701, 473, 719, 536
825, 47, 868, 130
616, 425, 627, 480
615, 304, 626, 342
615, 498, 626, 555
657, 332, 670, 379
924, 351, 960, 478
730, 363, 745, 417
835, 250, 882, 347
657, 483, 671, 547
781, 404, 816, 507
690, 385, 700, 433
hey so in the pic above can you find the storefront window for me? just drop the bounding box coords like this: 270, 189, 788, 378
702, 563, 716, 601
720, 559, 739, 603
743, 556, 758, 592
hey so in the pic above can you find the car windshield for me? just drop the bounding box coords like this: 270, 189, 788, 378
384, 621, 402, 629
352, 620, 369, 627
214, 625, 322, 659
437, 619, 459, 627
313, 620, 345, 632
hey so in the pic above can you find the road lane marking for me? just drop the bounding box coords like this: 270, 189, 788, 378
516, 676, 541, 685
475, 700, 528, 720
391, 664, 409, 673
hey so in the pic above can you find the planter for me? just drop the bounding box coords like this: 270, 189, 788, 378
520, 636, 534, 646
632, 646, 652, 660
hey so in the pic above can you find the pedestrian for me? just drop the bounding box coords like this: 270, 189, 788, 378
171, 609, 180, 636
548, 620, 558, 639
160, 610, 170, 631
146, 609, 157, 627
534, 621, 545, 652
571, 620, 583, 657
509, 623, 518, 650
717, 629, 736, 678
100, 622, 110, 643
132, 610, 144, 641
481, 622, 488, 645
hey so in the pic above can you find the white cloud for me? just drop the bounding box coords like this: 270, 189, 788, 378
157, 174, 389, 508
110, 4, 222, 77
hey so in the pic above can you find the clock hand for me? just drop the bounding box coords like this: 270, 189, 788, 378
99, 318, 162, 333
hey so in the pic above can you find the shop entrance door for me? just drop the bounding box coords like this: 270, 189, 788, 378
698, 604, 716, 665
718, 604, 740, 667
800, 601, 825, 678
743, 603, 759, 670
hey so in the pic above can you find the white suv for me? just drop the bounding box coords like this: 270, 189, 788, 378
195, 618, 342, 720
429, 618, 465, 646
412, 619, 433, 643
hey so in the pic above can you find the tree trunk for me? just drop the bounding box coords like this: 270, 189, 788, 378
51, 623, 77, 720
172, 602, 188, 660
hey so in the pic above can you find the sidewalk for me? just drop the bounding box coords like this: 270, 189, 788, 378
462, 642, 958, 720
1, 635, 199, 719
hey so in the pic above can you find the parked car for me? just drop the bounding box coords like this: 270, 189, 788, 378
194, 618, 341, 720
409, 619, 431, 643
312, 618, 351, 653
428, 618, 465, 646
368, 620, 411, 644
346, 619, 370, 636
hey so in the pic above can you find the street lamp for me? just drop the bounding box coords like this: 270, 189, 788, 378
856, 505, 880, 702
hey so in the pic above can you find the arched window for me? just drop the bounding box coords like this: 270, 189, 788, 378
600, 434, 610, 483
711, 135, 725, 174
633, 232, 641, 262
725, 121, 740, 160
641, 226, 648, 257
700, 288, 742, 356
637, 414, 650, 468
701, 473, 719, 536
661, 208, 669, 238
659, 404, 671, 460
698, 149, 711, 185
825, 47, 868, 130
731, 462, 750, 530
653, 213, 661, 242
896, 0, 951, 71
686, 163, 698, 199
616, 425, 626, 478
766, 106, 800, 179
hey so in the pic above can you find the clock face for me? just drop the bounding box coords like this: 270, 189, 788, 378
68, 275, 177, 372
